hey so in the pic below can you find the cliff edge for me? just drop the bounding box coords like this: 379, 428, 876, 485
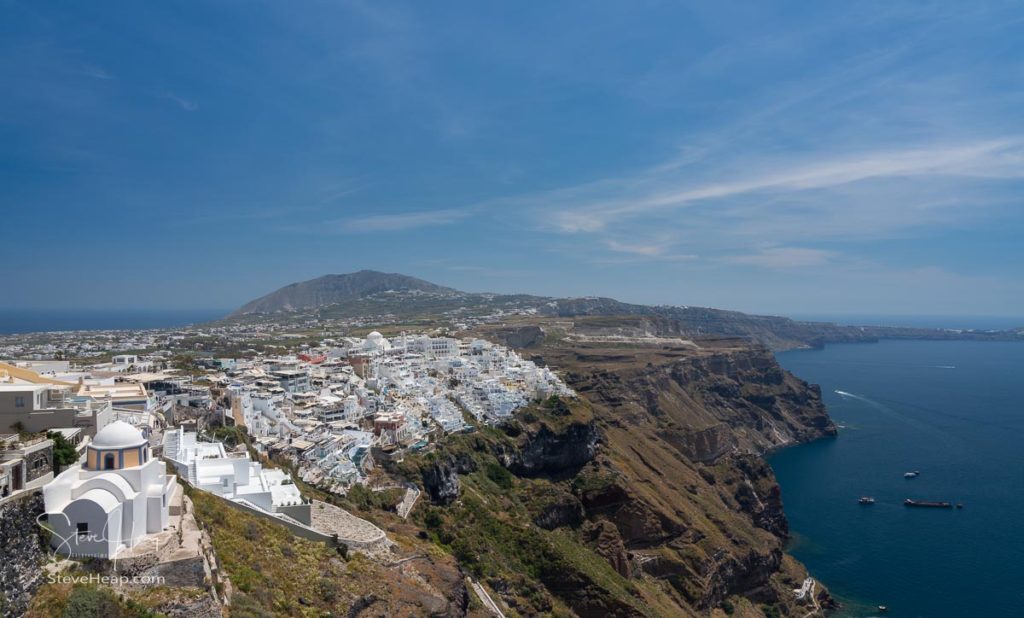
397, 336, 837, 617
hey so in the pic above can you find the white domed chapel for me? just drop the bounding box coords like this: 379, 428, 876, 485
43, 420, 175, 559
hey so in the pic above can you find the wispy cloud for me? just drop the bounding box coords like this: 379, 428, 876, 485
543, 139, 1024, 234
443, 264, 533, 279
162, 92, 198, 112
328, 208, 471, 233
80, 64, 114, 80
605, 239, 668, 256
500, 131, 1024, 280
175, 180, 363, 227
603, 238, 698, 262
723, 247, 834, 269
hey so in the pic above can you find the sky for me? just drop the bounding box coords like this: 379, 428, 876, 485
2, 1, 1023, 317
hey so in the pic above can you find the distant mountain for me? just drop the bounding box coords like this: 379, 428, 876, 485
229, 270, 1021, 349
230, 270, 457, 316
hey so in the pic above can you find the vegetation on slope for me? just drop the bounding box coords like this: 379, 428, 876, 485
27, 577, 208, 618
393, 398, 692, 617
187, 484, 470, 617
27, 583, 166, 618
380, 339, 839, 618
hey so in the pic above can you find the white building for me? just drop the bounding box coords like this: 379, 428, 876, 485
412, 336, 460, 359
162, 427, 308, 523
42, 421, 174, 559
0, 382, 111, 437
361, 331, 392, 354
271, 368, 310, 393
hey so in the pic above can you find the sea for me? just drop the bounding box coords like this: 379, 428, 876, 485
772, 339, 1024, 617
0, 308, 228, 334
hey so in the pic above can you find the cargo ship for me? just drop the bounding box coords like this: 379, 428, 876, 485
904, 499, 952, 508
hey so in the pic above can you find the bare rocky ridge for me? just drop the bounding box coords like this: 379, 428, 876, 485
227, 271, 1022, 350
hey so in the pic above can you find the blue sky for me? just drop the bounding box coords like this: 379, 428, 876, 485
2, 1, 1023, 317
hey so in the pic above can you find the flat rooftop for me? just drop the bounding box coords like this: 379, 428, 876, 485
0, 383, 53, 392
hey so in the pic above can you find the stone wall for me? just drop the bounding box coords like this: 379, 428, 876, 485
308, 500, 390, 553
219, 496, 337, 545
0, 491, 45, 618
275, 502, 311, 525
22, 444, 53, 484
139, 556, 208, 588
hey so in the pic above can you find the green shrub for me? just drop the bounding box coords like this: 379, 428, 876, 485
47, 432, 79, 472
61, 586, 122, 618
344, 484, 405, 511
424, 509, 444, 528
485, 462, 514, 490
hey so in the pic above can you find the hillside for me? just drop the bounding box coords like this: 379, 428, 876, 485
227, 271, 1023, 351
230, 270, 458, 316
23, 336, 835, 618
380, 336, 839, 617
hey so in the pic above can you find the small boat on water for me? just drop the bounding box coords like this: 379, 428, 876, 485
904, 498, 952, 508
904, 470, 920, 478
858, 496, 876, 505
878, 606, 888, 613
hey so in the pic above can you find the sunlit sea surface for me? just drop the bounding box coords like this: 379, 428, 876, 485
772, 340, 1024, 617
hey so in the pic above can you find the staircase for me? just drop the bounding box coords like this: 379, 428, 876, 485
396, 486, 421, 519
163, 428, 180, 461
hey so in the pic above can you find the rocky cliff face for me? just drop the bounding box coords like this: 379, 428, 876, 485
0, 492, 46, 618
545, 341, 835, 610
406, 337, 835, 617
421, 452, 476, 505
502, 418, 599, 477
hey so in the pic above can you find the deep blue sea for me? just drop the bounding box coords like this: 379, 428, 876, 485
0, 308, 227, 334
772, 340, 1024, 617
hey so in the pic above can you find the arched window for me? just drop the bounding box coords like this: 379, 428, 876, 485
103, 453, 116, 470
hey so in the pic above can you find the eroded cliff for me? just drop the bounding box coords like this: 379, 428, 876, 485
400, 337, 836, 617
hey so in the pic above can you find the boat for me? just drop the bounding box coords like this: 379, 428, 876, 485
858, 496, 876, 505
904, 470, 920, 478
904, 499, 952, 508
878, 606, 888, 613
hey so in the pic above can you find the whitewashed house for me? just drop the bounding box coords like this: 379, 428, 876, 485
162, 426, 308, 523
42, 421, 174, 559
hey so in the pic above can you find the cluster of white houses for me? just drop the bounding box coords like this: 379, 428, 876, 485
31, 418, 310, 560
0, 358, 159, 501
1, 359, 246, 559
0, 330, 571, 559
215, 333, 573, 491
0, 355, 180, 560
